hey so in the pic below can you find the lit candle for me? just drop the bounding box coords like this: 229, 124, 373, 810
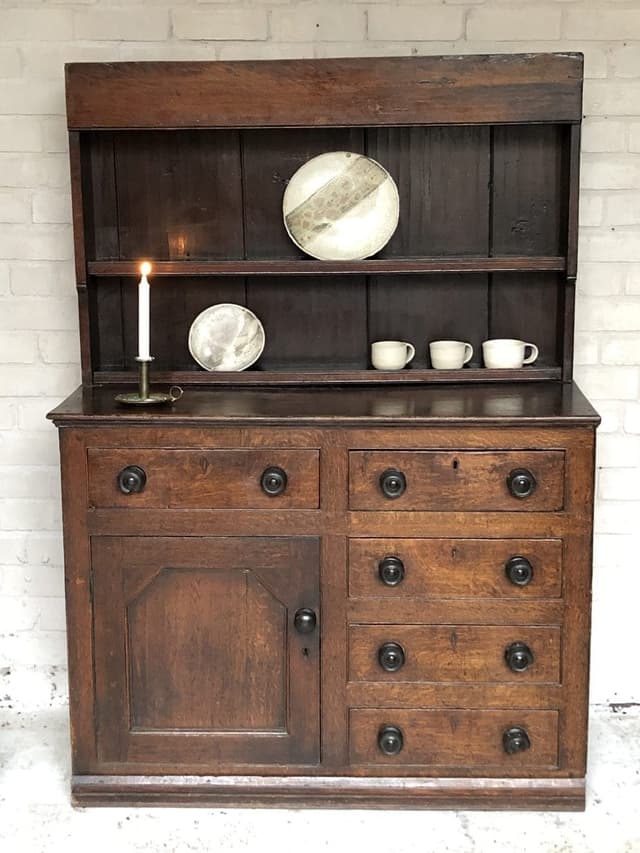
138, 261, 151, 360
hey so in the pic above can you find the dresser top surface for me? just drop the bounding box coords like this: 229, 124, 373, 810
48, 381, 599, 428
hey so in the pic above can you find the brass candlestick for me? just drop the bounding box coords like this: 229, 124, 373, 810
115, 357, 183, 406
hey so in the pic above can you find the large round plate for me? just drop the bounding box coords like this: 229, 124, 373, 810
188, 304, 265, 371
282, 151, 400, 261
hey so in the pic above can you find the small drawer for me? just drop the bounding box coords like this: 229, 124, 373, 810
349, 709, 559, 769
349, 538, 562, 599
87, 448, 319, 509
349, 450, 565, 511
348, 625, 561, 684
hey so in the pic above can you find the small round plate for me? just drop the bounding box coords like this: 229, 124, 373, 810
283, 151, 400, 261
188, 303, 265, 371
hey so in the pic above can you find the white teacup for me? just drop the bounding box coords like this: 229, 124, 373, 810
429, 340, 473, 370
482, 339, 539, 369
371, 340, 415, 370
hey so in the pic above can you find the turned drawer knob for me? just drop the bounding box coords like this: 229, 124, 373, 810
505, 556, 534, 587
293, 608, 317, 634
378, 556, 405, 587
261, 466, 288, 496
378, 642, 406, 672
507, 468, 537, 499
378, 725, 404, 756
503, 726, 531, 755
379, 468, 407, 499
505, 642, 534, 673
117, 465, 146, 495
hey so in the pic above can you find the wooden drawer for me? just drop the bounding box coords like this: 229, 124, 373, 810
87, 448, 319, 509
349, 538, 562, 599
349, 709, 559, 769
349, 450, 565, 511
348, 625, 561, 684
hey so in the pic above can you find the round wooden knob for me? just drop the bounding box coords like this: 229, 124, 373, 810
378, 725, 404, 755
261, 466, 288, 496
293, 608, 317, 634
378, 556, 405, 587
503, 726, 531, 755
505, 556, 534, 586
379, 468, 407, 499
378, 642, 406, 672
117, 465, 146, 494
507, 468, 537, 499
505, 642, 534, 673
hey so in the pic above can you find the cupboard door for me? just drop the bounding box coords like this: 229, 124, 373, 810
92, 536, 320, 770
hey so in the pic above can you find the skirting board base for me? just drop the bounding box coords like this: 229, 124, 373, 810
72, 774, 586, 811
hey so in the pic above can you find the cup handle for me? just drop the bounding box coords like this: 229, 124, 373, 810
523, 343, 539, 365
463, 343, 474, 365
404, 343, 415, 365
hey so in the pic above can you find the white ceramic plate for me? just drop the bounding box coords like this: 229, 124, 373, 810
282, 151, 400, 261
188, 303, 265, 371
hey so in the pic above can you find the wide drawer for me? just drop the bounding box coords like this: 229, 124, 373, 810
349, 538, 562, 599
349, 450, 565, 511
349, 709, 559, 769
87, 448, 319, 509
348, 625, 561, 684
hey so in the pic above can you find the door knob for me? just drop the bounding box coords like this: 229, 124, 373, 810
293, 608, 317, 634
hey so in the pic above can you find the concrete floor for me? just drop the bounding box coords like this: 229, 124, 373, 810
1, 668, 638, 853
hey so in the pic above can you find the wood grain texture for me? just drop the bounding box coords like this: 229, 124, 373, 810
65, 55, 584, 129
349, 709, 559, 769
48, 382, 600, 428
348, 537, 563, 599
348, 625, 561, 683
92, 536, 320, 768
87, 448, 319, 509
70, 774, 586, 810
87, 257, 568, 276
113, 130, 244, 261
368, 126, 490, 257
55, 53, 595, 810
348, 450, 565, 511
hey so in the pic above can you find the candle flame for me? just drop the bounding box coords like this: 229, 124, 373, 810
140, 261, 152, 277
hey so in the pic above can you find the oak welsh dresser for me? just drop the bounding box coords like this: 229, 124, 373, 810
49, 55, 600, 809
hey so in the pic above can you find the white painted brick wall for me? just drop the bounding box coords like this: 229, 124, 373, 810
0, 0, 639, 709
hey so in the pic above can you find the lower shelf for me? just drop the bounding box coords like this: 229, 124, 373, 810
72, 774, 585, 810
96, 367, 562, 386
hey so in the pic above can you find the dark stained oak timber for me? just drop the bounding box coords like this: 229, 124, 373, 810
348, 537, 563, 600
349, 709, 559, 769
48, 381, 600, 428
65, 54, 583, 130
70, 774, 586, 810
348, 624, 561, 684
95, 368, 562, 387
86, 257, 568, 277
55, 54, 597, 812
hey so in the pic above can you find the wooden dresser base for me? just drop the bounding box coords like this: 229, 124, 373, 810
72, 774, 586, 810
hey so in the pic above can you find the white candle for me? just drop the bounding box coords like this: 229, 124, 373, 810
138, 261, 151, 360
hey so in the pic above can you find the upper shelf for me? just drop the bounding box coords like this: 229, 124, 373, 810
87, 257, 567, 278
